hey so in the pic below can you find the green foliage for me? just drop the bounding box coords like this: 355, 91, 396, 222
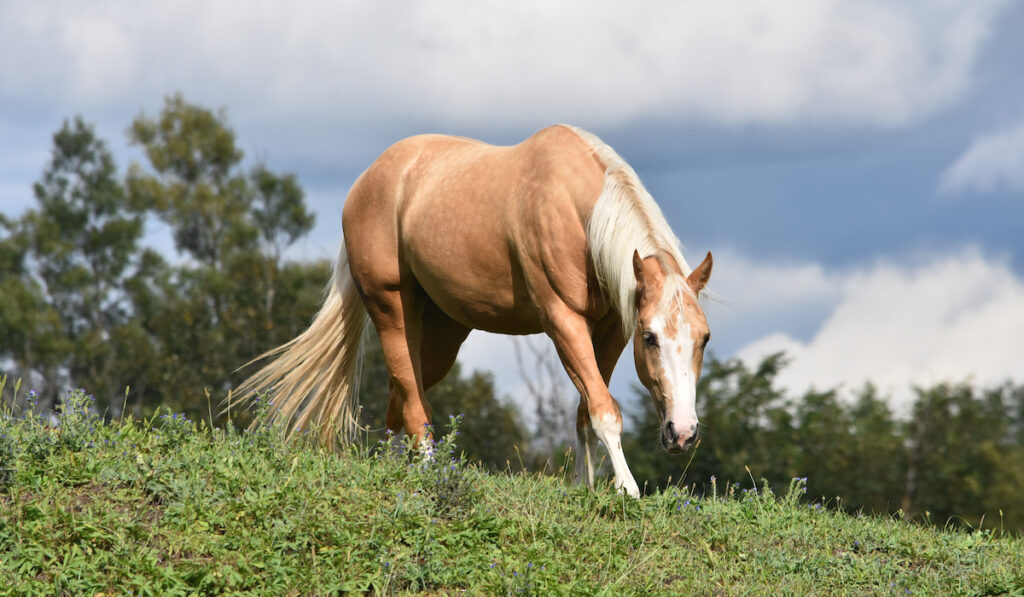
1, 117, 147, 411
249, 164, 314, 261
127, 93, 251, 265
119, 94, 322, 417
0, 403, 1021, 595
374, 415, 481, 520
0, 96, 324, 420
902, 382, 1024, 532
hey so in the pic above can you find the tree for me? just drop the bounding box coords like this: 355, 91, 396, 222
125, 94, 318, 416
1, 97, 321, 419
903, 382, 1024, 531
792, 388, 854, 504
0, 216, 65, 410
1, 117, 148, 412
842, 384, 905, 514
127, 94, 251, 267
250, 165, 314, 319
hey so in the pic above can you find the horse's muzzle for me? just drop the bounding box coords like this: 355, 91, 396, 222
662, 420, 699, 453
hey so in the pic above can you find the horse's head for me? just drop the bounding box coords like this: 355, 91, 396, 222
632, 250, 712, 453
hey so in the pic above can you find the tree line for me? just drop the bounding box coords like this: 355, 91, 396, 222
623, 354, 1024, 533
1, 95, 1021, 532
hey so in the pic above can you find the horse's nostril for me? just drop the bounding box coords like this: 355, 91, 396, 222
684, 423, 700, 448
664, 420, 679, 442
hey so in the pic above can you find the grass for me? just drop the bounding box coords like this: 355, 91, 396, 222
1, 389, 1022, 596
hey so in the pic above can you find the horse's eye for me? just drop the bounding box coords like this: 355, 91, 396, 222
702, 334, 711, 349
643, 331, 658, 348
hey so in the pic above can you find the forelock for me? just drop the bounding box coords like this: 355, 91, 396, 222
657, 274, 697, 314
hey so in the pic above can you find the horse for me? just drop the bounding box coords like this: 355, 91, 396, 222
238, 125, 712, 497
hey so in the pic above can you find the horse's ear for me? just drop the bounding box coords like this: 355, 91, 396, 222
687, 251, 713, 294
632, 250, 645, 288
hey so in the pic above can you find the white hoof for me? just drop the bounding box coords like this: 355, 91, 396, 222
617, 478, 641, 499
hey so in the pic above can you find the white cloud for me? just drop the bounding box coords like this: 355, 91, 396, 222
941, 121, 1024, 193
700, 249, 842, 352
0, 0, 1009, 130
735, 248, 1024, 411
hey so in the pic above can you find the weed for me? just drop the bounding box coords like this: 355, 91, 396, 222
155, 410, 196, 450
374, 415, 480, 520
0, 421, 13, 487
415, 415, 479, 519
54, 388, 100, 452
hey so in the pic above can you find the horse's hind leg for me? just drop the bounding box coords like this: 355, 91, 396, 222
364, 284, 471, 444
419, 300, 471, 391
361, 283, 433, 441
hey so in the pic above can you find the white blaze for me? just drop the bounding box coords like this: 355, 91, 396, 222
650, 315, 699, 435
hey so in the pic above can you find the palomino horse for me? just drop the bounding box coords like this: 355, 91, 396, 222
239, 125, 712, 497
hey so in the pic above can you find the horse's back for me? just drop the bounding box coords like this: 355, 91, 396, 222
342, 126, 607, 332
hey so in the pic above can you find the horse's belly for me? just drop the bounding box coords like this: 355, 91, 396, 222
406, 246, 543, 335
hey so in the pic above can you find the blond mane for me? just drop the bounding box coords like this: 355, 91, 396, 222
570, 125, 693, 337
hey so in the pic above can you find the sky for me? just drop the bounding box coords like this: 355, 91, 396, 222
3, 1, 1024, 419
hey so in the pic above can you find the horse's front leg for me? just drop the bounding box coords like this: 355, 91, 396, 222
543, 305, 640, 498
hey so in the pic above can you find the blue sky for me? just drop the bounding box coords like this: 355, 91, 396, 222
3, 1, 1024, 416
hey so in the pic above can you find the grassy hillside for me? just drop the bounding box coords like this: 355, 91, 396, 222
1, 390, 1022, 596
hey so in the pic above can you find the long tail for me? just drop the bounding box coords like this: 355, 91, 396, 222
235, 245, 367, 449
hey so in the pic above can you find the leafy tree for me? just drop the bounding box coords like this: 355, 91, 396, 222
903, 382, 1024, 531
2, 98, 321, 420
125, 94, 318, 416
249, 165, 315, 317
842, 385, 905, 514
127, 94, 251, 267
792, 388, 854, 504
1, 117, 148, 412
0, 217, 65, 410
